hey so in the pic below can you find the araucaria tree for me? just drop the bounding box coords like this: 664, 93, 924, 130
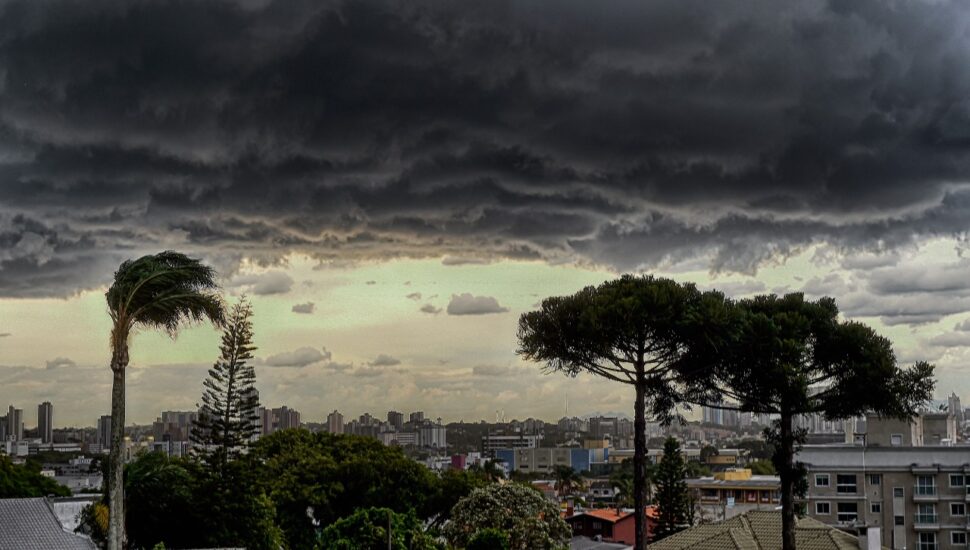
104, 251, 224, 550
191, 297, 260, 470
517, 275, 732, 550
710, 293, 935, 550
654, 437, 690, 540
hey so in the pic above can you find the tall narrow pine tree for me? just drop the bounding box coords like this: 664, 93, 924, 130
191, 298, 260, 471
654, 437, 690, 541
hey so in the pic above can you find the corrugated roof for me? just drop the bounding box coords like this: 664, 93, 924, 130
647, 510, 884, 550
0, 498, 96, 550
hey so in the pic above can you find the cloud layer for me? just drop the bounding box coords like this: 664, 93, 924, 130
4, 0, 970, 299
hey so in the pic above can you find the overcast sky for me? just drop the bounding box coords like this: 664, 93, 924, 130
3, 0, 970, 427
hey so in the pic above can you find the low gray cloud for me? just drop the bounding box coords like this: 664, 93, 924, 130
447, 293, 509, 315
45, 357, 76, 370
326, 362, 353, 373
472, 365, 511, 376
369, 354, 401, 367
406, 292, 422, 301
264, 346, 332, 368
291, 302, 315, 314
231, 271, 294, 296
419, 304, 442, 315
353, 366, 386, 377
0, 333, 10, 338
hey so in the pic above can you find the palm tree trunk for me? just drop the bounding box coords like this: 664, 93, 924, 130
780, 411, 795, 550
107, 341, 128, 550
633, 378, 647, 550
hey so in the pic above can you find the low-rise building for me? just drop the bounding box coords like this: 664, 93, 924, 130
686, 469, 781, 521
565, 506, 657, 546
495, 446, 606, 474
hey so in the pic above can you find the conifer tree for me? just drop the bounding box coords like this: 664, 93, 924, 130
191, 297, 260, 470
654, 437, 690, 541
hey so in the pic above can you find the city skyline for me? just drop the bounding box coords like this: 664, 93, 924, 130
6, 0, 970, 424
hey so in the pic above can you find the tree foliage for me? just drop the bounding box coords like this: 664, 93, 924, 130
517, 275, 731, 550
191, 297, 260, 468
748, 459, 776, 475
0, 455, 70, 497
468, 528, 511, 550
443, 483, 570, 550
248, 430, 439, 549
317, 507, 443, 550
654, 437, 690, 540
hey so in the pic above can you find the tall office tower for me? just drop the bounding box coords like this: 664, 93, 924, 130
409, 411, 425, 424
327, 410, 344, 434
6, 406, 23, 441
948, 392, 963, 423
276, 406, 301, 430
97, 415, 112, 449
38, 402, 53, 443
387, 411, 404, 430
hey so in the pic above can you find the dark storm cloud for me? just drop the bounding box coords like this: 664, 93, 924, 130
4, 0, 970, 296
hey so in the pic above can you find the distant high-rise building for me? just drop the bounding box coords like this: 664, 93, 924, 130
37, 402, 53, 443
97, 415, 112, 449
387, 411, 404, 430
948, 392, 963, 423
6, 406, 23, 441
409, 411, 425, 424
153, 410, 198, 442
277, 406, 301, 430
327, 410, 344, 434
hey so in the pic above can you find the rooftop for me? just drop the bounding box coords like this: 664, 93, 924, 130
0, 498, 96, 550
647, 510, 882, 550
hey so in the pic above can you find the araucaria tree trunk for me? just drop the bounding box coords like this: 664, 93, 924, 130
779, 411, 796, 550
108, 335, 129, 550
633, 375, 648, 550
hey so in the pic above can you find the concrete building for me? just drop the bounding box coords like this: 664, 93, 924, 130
409, 411, 425, 424
800, 444, 970, 550
37, 402, 53, 444
5, 406, 23, 441
96, 415, 111, 450
327, 410, 343, 434
152, 410, 197, 442
949, 393, 964, 424
495, 446, 606, 474
686, 469, 781, 521
481, 433, 542, 455
387, 411, 404, 430
418, 420, 447, 448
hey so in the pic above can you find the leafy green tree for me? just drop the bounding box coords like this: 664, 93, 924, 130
249, 430, 438, 549
468, 528, 511, 550
709, 293, 935, 550
124, 452, 202, 549
748, 459, 776, 475
316, 507, 442, 550
191, 297, 260, 471
427, 468, 491, 528
517, 275, 731, 550
104, 251, 224, 550
443, 483, 570, 550
0, 455, 70, 497
654, 438, 690, 540
552, 465, 585, 498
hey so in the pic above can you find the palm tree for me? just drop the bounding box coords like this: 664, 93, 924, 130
104, 251, 224, 550
553, 465, 585, 499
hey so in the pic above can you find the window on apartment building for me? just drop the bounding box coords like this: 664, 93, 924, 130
815, 473, 830, 487
868, 474, 881, 485
917, 504, 938, 524
816, 502, 831, 515
916, 475, 937, 495
953, 532, 968, 546
837, 502, 858, 523
893, 487, 904, 498
871, 502, 881, 514
951, 474, 966, 487
836, 474, 857, 494
890, 433, 903, 446
917, 533, 937, 550
952, 503, 966, 516
894, 515, 904, 526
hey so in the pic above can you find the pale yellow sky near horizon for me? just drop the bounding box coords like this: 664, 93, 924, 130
0, 239, 967, 429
